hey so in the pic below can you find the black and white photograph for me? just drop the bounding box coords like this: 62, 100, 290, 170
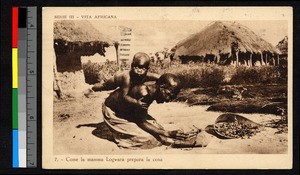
42, 7, 293, 169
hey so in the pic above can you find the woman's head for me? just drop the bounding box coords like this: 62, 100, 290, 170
156, 73, 182, 103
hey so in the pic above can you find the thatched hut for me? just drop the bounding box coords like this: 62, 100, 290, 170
173, 21, 280, 67
276, 36, 288, 57
276, 36, 288, 55
53, 20, 117, 98
276, 36, 288, 67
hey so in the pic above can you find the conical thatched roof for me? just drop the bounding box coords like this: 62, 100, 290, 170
276, 36, 288, 55
174, 21, 279, 58
54, 20, 113, 45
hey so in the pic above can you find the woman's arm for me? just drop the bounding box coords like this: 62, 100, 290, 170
137, 120, 169, 137
92, 76, 118, 91
137, 120, 187, 140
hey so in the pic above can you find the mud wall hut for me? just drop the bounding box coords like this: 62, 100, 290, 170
53, 20, 117, 98
173, 21, 280, 67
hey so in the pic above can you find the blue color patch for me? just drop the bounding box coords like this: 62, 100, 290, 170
13, 130, 19, 168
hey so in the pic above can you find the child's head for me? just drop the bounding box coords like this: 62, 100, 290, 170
156, 73, 182, 103
131, 52, 151, 77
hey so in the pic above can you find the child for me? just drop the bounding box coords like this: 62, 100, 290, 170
86, 52, 160, 109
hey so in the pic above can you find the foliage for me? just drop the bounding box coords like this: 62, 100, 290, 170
82, 60, 119, 84
230, 66, 287, 85
83, 60, 287, 87
149, 61, 226, 88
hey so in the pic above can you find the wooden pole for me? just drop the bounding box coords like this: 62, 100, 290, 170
53, 48, 63, 99
215, 54, 220, 64
250, 53, 253, 67
236, 52, 239, 67
114, 42, 120, 69
272, 56, 275, 66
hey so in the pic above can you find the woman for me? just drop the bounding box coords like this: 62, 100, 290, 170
101, 73, 190, 149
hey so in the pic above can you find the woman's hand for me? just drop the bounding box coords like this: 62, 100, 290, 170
167, 130, 189, 140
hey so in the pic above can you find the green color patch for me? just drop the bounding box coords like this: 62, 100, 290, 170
12, 88, 18, 130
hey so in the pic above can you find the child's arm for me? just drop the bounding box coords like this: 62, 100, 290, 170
146, 72, 160, 81
119, 78, 149, 109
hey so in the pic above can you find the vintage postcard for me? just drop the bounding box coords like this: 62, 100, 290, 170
42, 7, 293, 169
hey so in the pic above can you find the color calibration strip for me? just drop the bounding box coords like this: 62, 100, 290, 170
12, 6, 37, 168
12, 6, 20, 168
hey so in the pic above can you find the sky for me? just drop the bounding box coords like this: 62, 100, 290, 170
87, 20, 288, 62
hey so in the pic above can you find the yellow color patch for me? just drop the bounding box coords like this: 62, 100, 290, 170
12, 48, 18, 88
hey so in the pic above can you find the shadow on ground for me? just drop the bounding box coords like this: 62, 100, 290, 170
76, 122, 116, 143
77, 121, 228, 143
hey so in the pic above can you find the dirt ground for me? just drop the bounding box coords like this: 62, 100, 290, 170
53, 91, 288, 155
